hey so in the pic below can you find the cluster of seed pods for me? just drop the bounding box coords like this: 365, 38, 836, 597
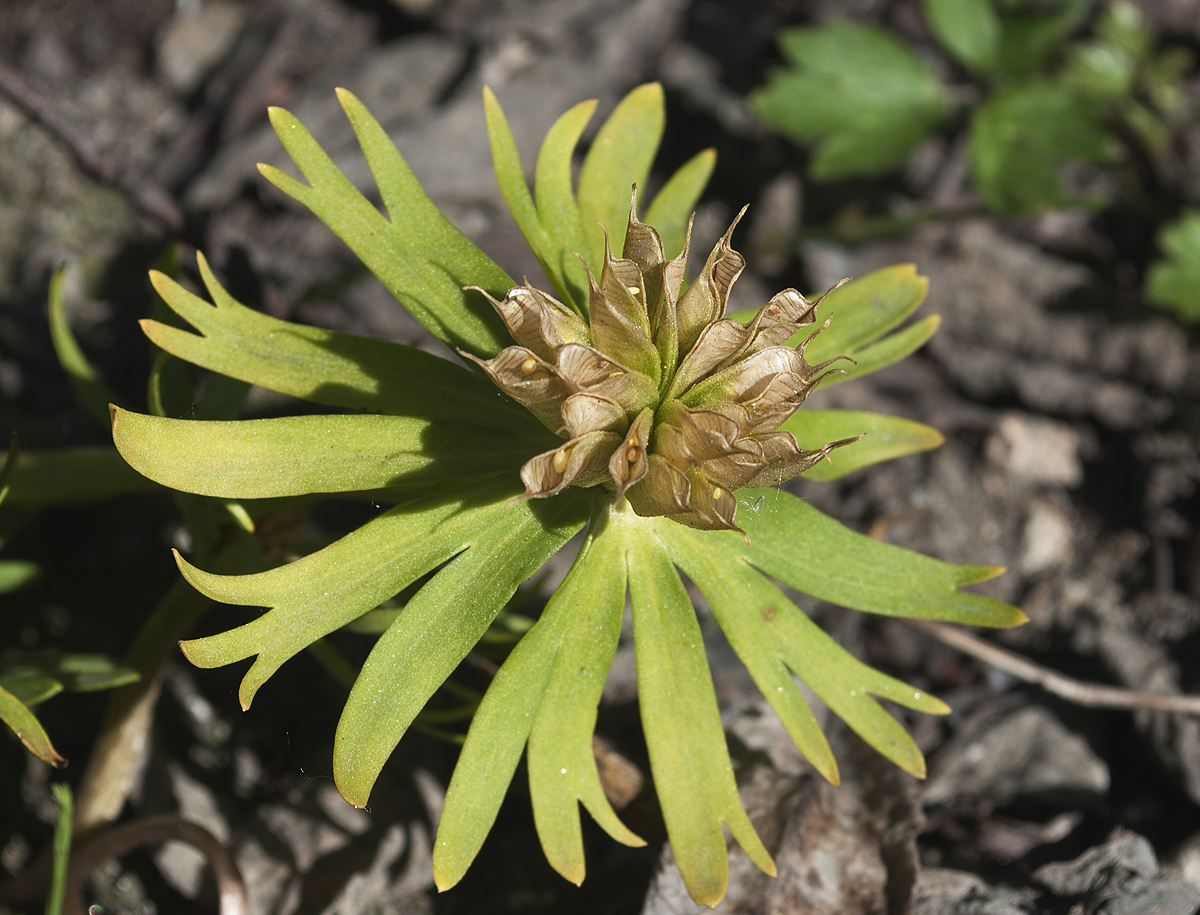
465, 198, 853, 533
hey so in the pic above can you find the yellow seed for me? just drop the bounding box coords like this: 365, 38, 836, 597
712, 487, 724, 501
626, 285, 640, 295
552, 449, 569, 473
626, 445, 642, 463
520, 357, 538, 375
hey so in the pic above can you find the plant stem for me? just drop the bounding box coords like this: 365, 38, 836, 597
910, 618, 1200, 715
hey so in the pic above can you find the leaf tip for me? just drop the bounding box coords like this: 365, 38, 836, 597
432, 866, 459, 894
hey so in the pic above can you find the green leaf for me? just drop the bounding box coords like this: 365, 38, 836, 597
736, 488, 1025, 628
0, 684, 64, 767
785, 409, 944, 480
730, 265, 938, 385
0, 435, 16, 507
804, 264, 929, 358
644, 149, 717, 260
144, 255, 533, 429
1145, 210, 1200, 323
660, 522, 948, 779
435, 503, 639, 891
112, 408, 550, 498
4, 447, 157, 506
969, 80, 1115, 216
750, 21, 948, 181
0, 674, 61, 706
179, 475, 553, 711
483, 88, 562, 296
921, 0, 1000, 71
0, 652, 140, 698
577, 83, 665, 270
620, 508, 774, 906
336, 88, 514, 303
534, 99, 596, 311
47, 267, 122, 425
0, 560, 40, 593
825, 314, 941, 386
259, 104, 510, 356
47, 783, 73, 915
333, 488, 590, 808
993, 0, 1090, 76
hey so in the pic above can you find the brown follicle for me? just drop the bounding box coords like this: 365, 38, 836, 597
471, 191, 855, 529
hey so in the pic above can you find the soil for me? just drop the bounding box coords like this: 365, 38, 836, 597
2, 0, 1200, 913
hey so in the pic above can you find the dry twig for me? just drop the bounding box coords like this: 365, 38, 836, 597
0, 60, 184, 233
910, 618, 1200, 716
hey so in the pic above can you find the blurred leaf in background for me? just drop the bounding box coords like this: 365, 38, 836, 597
1145, 210, 1200, 323
750, 20, 950, 180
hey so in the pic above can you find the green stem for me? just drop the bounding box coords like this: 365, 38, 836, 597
46, 783, 72, 915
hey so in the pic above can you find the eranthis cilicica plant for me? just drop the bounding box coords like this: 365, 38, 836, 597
111, 83, 1024, 906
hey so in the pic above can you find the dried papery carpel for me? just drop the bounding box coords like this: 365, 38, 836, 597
472, 194, 852, 531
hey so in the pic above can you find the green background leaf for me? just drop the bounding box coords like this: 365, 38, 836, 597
750, 20, 949, 180
969, 80, 1115, 215
1145, 210, 1200, 323
921, 0, 1000, 71
0, 684, 64, 767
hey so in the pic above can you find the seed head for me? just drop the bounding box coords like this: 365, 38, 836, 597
463, 193, 853, 533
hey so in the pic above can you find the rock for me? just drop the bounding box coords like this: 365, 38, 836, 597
156, 1, 248, 95
187, 34, 468, 210
913, 866, 1038, 915
986, 413, 1082, 488
1035, 828, 1200, 915
1165, 832, 1200, 892
923, 706, 1109, 809
153, 761, 230, 899
746, 173, 802, 276
1019, 501, 1075, 575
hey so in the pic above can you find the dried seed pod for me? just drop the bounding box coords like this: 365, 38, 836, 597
470, 193, 851, 532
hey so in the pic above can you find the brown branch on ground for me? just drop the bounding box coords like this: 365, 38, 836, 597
0, 59, 184, 234
63, 815, 249, 915
909, 618, 1200, 716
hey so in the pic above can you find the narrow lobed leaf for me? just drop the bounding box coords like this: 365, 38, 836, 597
145, 257, 533, 429
802, 264, 929, 359
0, 684, 65, 767
735, 488, 1025, 628
336, 88, 513, 299
4, 447, 157, 506
483, 87, 562, 295
48, 267, 122, 425
785, 409, 944, 480
112, 408, 549, 498
179, 476, 536, 710
644, 149, 717, 260
260, 105, 510, 355
534, 99, 597, 312
333, 487, 591, 808
577, 84, 665, 270
662, 521, 948, 779
620, 508, 774, 907
435, 503, 638, 891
